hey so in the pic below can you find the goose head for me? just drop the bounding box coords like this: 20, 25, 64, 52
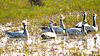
83, 11, 86, 16
50, 21, 55, 26
59, 14, 64, 20
83, 11, 86, 20
93, 14, 97, 27
22, 19, 27, 25
93, 14, 97, 18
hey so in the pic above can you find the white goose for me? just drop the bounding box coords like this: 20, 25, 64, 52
41, 21, 57, 39
85, 14, 98, 32
41, 15, 65, 33
75, 11, 89, 28
5, 19, 29, 38
65, 20, 87, 35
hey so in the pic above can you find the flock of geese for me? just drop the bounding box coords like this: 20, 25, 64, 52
5, 11, 98, 39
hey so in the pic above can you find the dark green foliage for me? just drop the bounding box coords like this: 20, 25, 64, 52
29, 0, 44, 6
0, 0, 100, 30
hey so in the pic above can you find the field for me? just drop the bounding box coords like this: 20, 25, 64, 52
0, 0, 100, 56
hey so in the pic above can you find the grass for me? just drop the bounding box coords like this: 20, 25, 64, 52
0, 0, 100, 29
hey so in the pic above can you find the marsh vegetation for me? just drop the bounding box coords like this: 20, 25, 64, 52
0, 21, 100, 56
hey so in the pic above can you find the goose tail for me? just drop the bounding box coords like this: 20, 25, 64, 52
41, 34, 47, 39
5, 30, 9, 34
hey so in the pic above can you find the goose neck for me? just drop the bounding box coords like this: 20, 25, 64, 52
93, 16, 97, 27
23, 23, 26, 30
81, 24, 87, 34
23, 23, 29, 37
50, 24, 55, 33
60, 19, 65, 29
83, 14, 86, 20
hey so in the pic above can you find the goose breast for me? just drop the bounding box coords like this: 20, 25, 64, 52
5, 31, 26, 38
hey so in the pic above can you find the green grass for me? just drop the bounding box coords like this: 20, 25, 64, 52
0, 0, 100, 30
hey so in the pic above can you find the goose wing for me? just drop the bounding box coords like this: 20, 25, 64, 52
41, 27, 50, 32
85, 26, 98, 32
65, 28, 82, 35
41, 26, 63, 32
5, 31, 26, 38
53, 26, 63, 32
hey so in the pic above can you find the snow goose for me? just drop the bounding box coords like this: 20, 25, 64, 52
41, 15, 65, 33
85, 14, 98, 32
65, 20, 87, 35
41, 21, 57, 39
5, 19, 29, 38
75, 11, 89, 28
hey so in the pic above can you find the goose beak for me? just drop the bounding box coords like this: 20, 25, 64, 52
22, 19, 28, 25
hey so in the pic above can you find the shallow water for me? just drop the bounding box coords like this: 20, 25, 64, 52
0, 24, 100, 56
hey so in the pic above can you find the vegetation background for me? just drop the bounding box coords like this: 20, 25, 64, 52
0, 0, 100, 30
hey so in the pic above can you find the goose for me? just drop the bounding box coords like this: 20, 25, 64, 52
75, 11, 89, 28
41, 15, 65, 33
85, 14, 98, 32
65, 20, 87, 35
41, 21, 57, 39
5, 19, 29, 38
